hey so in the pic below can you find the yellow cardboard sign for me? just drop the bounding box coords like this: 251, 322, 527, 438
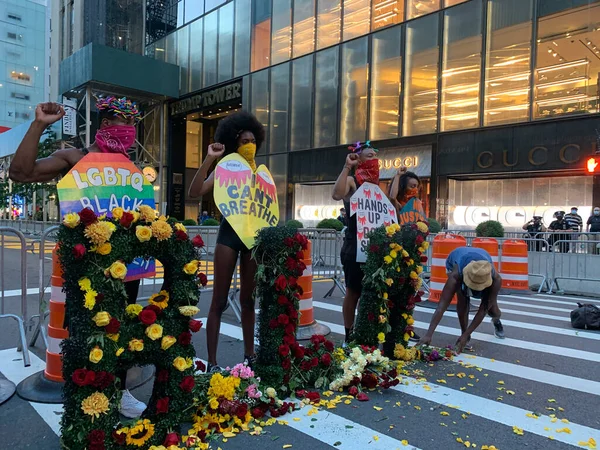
214, 153, 279, 249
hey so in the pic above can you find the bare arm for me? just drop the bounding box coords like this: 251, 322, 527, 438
188, 143, 225, 198
419, 270, 459, 344
332, 153, 358, 201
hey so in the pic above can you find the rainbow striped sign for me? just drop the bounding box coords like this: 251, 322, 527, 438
57, 153, 156, 281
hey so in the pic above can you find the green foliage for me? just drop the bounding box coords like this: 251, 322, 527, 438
182, 219, 197, 226
284, 219, 304, 229
202, 218, 219, 226
316, 218, 344, 231
427, 218, 442, 233
475, 220, 505, 237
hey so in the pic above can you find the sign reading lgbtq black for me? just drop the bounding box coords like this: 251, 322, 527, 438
438, 117, 598, 175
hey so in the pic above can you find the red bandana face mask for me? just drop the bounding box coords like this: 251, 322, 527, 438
355, 158, 380, 185
95, 125, 136, 155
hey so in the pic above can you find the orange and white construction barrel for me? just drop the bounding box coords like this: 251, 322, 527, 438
500, 240, 529, 290
429, 234, 467, 304
472, 238, 499, 272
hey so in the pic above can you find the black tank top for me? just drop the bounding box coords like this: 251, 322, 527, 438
341, 176, 358, 255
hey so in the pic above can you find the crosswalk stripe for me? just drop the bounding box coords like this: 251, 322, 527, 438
501, 294, 598, 308
496, 299, 574, 314
392, 379, 600, 448
536, 293, 600, 303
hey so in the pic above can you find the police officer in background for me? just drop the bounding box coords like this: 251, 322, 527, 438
548, 211, 571, 253
522, 216, 546, 251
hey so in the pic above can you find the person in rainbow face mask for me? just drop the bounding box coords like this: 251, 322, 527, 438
332, 141, 380, 345
188, 111, 265, 372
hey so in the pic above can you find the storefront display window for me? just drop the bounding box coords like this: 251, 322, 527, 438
189, 18, 203, 91
269, 154, 289, 219
294, 184, 343, 227
372, 0, 404, 31
403, 13, 440, 136
269, 63, 290, 153
316, 0, 340, 50
203, 10, 218, 87
291, 55, 314, 151
293, 0, 315, 58
218, 2, 234, 83
234, 0, 251, 77
407, 0, 440, 20
185, 120, 202, 169
314, 47, 339, 147
343, 0, 371, 41
484, 0, 532, 126
252, 0, 271, 71
250, 69, 270, 155
340, 36, 368, 144
534, 2, 600, 119
370, 25, 402, 140
441, 0, 482, 132
271, 0, 291, 64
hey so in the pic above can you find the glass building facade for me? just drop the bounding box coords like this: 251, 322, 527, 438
151, 0, 600, 229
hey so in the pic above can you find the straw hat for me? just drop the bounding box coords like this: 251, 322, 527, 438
463, 260, 493, 291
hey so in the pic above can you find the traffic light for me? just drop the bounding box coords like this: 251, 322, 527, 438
587, 157, 599, 173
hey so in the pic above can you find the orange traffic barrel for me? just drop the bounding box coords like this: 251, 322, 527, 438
429, 234, 467, 304
500, 240, 529, 290
296, 239, 330, 340
472, 238, 499, 271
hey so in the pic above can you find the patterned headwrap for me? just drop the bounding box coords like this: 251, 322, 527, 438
348, 140, 379, 154
96, 96, 142, 122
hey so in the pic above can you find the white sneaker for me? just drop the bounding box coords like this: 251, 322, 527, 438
120, 389, 147, 418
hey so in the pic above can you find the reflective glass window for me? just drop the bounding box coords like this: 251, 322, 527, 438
252, 0, 272, 71
370, 26, 402, 140
403, 13, 439, 136
290, 55, 314, 151
206, 0, 226, 12
372, 0, 404, 31
269, 153, 288, 218
340, 36, 368, 144
269, 63, 290, 153
445, 0, 468, 6
218, 2, 234, 82
203, 10, 218, 87
441, 0, 482, 131
407, 0, 440, 20
165, 31, 177, 65
343, 0, 370, 41
271, 0, 291, 64
534, 2, 600, 119
316, 0, 340, 50
293, 0, 315, 58
189, 19, 203, 91
251, 69, 270, 155
154, 37, 166, 62
538, 0, 600, 17
178, 25, 190, 95
185, 0, 204, 23
484, 0, 532, 126
234, 0, 251, 77
314, 47, 339, 147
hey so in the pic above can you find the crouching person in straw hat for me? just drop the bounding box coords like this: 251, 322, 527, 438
418, 247, 505, 354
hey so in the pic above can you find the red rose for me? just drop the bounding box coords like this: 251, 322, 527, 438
157, 369, 169, 383
92, 371, 115, 390
139, 309, 157, 325
324, 340, 334, 352
112, 429, 126, 445
368, 312, 375, 322
283, 334, 295, 346
104, 317, 121, 334
179, 331, 192, 346
295, 389, 307, 398
348, 386, 359, 396
156, 397, 169, 414
275, 274, 288, 291
88, 429, 105, 445
289, 309, 298, 320
145, 304, 162, 316
269, 318, 279, 329
292, 345, 305, 359
305, 391, 320, 402
278, 344, 290, 357
285, 257, 296, 271
277, 295, 289, 306
236, 402, 249, 419
179, 375, 195, 393
281, 357, 291, 370
119, 211, 134, 228
416, 235, 424, 245
288, 277, 298, 288
195, 360, 206, 372
404, 325, 414, 334
192, 234, 205, 247
356, 392, 369, 401
421, 255, 428, 263
297, 260, 306, 273
296, 251, 304, 260
277, 314, 289, 325
310, 357, 319, 368
163, 432, 180, 446
361, 373, 378, 389
197, 272, 208, 286
72, 244, 86, 259
284, 323, 295, 335
300, 360, 311, 371
72, 368, 93, 386
189, 319, 203, 332
321, 353, 332, 366
295, 233, 308, 249
283, 237, 295, 247
79, 207, 97, 225
175, 229, 187, 241
251, 407, 266, 419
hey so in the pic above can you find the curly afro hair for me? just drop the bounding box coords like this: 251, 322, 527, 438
214, 111, 265, 156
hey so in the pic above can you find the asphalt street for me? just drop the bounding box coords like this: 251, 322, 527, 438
0, 235, 599, 450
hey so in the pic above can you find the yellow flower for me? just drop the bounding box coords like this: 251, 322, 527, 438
382, 292, 388, 300
422, 241, 430, 250
151, 220, 173, 241
148, 290, 169, 309
207, 373, 241, 400
120, 419, 155, 447
183, 260, 199, 275
418, 247, 424, 254
81, 392, 109, 420
416, 265, 423, 274
377, 332, 386, 344
410, 271, 418, 280
96, 242, 112, 255
179, 305, 199, 317
89, 346, 103, 364
407, 316, 415, 325
402, 313, 408, 319
126, 304, 143, 317
107, 261, 127, 279
145, 323, 163, 341
394, 344, 406, 359
173, 356, 189, 372
416, 278, 423, 289
266, 387, 277, 398
404, 333, 410, 342
379, 315, 387, 324
383, 256, 393, 265
138, 205, 157, 223
174, 222, 187, 232
84, 221, 115, 246
161, 335, 176, 350
385, 278, 393, 286
158, 214, 168, 222
111, 207, 124, 220
84, 290, 97, 310
402, 250, 409, 258
135, 225, 153, 242
209, 398, 219, 410
107, 333, 119, 342
389, 250, 398, 259
63, 212, 80, 228
116, 347, 124, 357
417, 222, 429, 233
128, 339, 144, 352
78, 277, 92, 291
92, 311, 111, 327
408, 259, 414, 266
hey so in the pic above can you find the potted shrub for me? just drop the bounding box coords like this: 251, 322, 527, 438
475, 220, 505, 237
316, 218, 344, 231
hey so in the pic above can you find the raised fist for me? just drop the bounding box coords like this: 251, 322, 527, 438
34, 103, 65, 126
207, 143, 225, 158
345, 153, 359, 167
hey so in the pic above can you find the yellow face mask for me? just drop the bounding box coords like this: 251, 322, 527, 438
237, 143, 257, 171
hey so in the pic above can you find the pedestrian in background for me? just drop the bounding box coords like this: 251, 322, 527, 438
587, 207, 600, 254
337, 207, 348, 227
565, 207, 583, 253
522, 216, 546, 251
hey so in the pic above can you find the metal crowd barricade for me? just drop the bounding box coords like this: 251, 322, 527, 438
0, 227, 31, 366
548, 238, 600, 294
299, 228, 346, 297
